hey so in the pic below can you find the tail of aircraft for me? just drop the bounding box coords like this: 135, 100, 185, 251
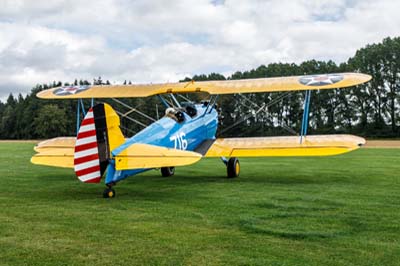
74, 103, 125, 183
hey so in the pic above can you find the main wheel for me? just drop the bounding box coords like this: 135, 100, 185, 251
227, 157, 240, 178
161, 167, 175, 177
103, 187, 116, 198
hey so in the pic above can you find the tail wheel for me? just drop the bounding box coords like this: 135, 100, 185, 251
227, 157, 240, 178
103, 187, 116, 198
161, 167, 175, 177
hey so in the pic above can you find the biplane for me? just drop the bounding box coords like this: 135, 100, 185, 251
31, 73, 371, 198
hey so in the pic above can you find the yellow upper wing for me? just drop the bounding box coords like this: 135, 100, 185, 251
203, 134, 366, 157
37, 73, 371, 99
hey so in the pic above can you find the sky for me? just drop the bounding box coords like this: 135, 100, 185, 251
0, 0, 399, 100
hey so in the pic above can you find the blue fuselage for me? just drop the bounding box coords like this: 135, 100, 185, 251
105, 104, 218, 184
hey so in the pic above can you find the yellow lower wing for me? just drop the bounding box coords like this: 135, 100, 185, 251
115, 143, 202, 170
204, 135, 365, 157
31, 137, 76, 168
31, 135, 365, 169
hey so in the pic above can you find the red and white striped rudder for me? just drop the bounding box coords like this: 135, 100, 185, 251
74, 103, 125, 183
74, 108, 102, 183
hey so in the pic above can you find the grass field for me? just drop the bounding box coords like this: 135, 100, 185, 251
0, 142, 399, 266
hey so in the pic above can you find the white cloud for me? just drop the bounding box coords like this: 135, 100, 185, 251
0, 0, 399, 100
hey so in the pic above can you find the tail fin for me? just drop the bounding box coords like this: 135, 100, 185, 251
74, 103, 125, 183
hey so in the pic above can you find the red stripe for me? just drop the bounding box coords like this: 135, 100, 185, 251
81, 117, 95, 126
75, 165, 100, 177
74, 141, 98, 152
74, 154, 99, 165
77, 130, 96, 139
85, 177, 101, 183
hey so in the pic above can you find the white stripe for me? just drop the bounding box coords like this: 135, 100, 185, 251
79, 124, 95, 133
85, 111, 94, 119
78, 171, 101, 182
74, 159, 99, 171
76, 135, 97, 146
74, 147, 98, 159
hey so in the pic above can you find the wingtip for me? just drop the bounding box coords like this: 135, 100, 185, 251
358, 137, 367, 147
365, 74, 373, 82
36, 90, 47, 99
356, 72, 372, 83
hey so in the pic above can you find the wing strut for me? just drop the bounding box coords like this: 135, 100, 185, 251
300, 90, 312, 143
76, 98, 89, 135
169, 94, 181, 108
76, 99, 80, 135
157, 95, 170, 108
203, 95, 219, 115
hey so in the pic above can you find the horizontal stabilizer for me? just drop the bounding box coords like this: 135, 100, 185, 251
204, 135, 365, 157
115, 143, 202, 170
34, 137, 75, 152
36, 73, 371, 99
31, 137, 75, 168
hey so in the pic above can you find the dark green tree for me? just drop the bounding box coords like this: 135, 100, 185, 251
33, 105, 68, 138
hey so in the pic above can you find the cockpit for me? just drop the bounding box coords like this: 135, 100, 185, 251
181, 102, 197, 117
164, 102, 198, 123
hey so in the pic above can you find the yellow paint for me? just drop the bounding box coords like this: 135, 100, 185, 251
31, 137, 75, 168
34, 137, 75, 152
116, 143, 202, 170
30, 102, 125, 169
205, 135, 366, 157
31, 148, 74, 168
235, 162, 240, 174
37, 73, 372, 99
230, 147, 355, 157
104, 103, 125, 153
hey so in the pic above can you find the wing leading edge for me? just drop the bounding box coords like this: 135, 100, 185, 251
36, 73, 371, 99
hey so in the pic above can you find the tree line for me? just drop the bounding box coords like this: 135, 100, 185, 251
0, 36, 399, 139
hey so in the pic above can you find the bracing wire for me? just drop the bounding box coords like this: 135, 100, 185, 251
112, 98, 156, 122
218, 92, 294, 136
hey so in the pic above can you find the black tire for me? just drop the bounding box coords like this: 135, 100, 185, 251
161, 167, 175, 177
227, 157, 240, 178
103, 187, 116, 198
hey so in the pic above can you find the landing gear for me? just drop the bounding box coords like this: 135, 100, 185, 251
103, 186, 116, 198
161, 167, 175, 177
227, 157, 240, 178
